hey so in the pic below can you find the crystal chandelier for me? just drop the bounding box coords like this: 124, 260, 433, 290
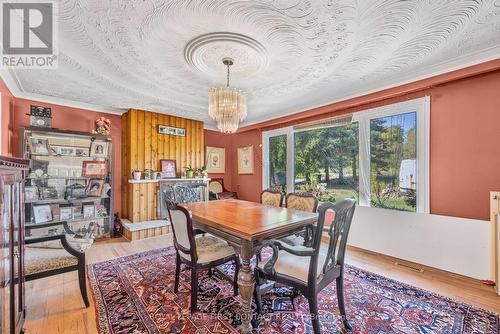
208, 57, 247, 133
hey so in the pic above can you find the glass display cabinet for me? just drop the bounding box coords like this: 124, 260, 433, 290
20, 127, 114, 239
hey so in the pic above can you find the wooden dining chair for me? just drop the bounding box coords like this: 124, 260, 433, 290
279, 192, 319, 246
166, 201, 240, 313
254, 199, 356, 333
260, 189, 283, 207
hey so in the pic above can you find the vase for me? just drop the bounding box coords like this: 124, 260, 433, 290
186, 170, 193, 178
133, 171, 141, 180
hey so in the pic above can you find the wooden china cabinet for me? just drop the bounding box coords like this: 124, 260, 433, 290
0, 156, 29, 334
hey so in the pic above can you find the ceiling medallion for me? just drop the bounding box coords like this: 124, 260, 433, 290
208, 57, 247, 133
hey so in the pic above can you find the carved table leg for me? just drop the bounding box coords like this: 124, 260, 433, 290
237, 240, 255, 334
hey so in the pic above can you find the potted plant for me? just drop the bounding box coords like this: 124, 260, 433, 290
132, 169, 141, 181
143, 169, 152, 180
185, 165, 194, 178
195, 166, 208, 179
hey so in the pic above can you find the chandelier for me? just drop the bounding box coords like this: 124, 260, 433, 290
208, 57, 247, 133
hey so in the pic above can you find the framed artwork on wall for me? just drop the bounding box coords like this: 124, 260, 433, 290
82, 161, 108, 178
29, 138, 50, 155
238, 145, 254, 174
206, 146, 225, 173
160, 159, 177, 178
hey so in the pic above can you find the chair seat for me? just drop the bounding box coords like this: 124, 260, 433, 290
279, 234, 306, 247
25, 247, 78, 275
180, 235, 235, 264
257, 245, 326, 283
218, 191, 237, 199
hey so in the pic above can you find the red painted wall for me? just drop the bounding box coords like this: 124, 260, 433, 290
0, 79, 14, 155
204, 130, 233, 190
3, 95, 122, 215
208, 60, 500, 221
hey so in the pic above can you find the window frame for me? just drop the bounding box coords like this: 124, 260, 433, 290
262, 96, 430, 213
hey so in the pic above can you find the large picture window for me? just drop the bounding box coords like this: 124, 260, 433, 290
263, 97, 429, 213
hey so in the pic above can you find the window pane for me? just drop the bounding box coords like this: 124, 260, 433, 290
370, 112, 417, 212
269, 135, 287, 193
294, 123, 359, 203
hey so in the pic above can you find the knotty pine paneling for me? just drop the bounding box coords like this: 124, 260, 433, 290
122, 109, 205, 222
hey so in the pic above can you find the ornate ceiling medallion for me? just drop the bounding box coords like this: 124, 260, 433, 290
184, 32, 269, 78
208, 57, 247, 133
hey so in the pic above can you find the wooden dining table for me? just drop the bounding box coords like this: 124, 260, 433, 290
182, 199, 318, 333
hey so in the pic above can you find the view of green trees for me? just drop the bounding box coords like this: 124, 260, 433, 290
268, 112, 417, 212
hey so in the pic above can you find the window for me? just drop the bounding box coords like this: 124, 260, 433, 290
294, 123, 359, 202
263, 97, 429, 213
370, 113, 417, 211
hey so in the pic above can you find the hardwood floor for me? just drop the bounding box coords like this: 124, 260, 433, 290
24, 235, 499, 333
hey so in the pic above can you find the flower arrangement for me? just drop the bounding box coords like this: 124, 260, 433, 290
93, 116, 111, 135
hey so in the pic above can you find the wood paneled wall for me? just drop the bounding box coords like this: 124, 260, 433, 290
121, 109, 204, 222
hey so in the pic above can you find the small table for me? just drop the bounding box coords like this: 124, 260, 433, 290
182, 199, 318, 333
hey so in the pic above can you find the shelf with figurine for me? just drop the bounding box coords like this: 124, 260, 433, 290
21, 123, 114, 239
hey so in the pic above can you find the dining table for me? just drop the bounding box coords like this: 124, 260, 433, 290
182, 199, 318, 334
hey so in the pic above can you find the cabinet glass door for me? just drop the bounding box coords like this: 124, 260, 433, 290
1, 182, 11, 334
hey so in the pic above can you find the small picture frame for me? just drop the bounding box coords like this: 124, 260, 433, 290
83, 203, 95, 219
206, 146, 225, 173
95, 205, 108, 218
29, 138, 51, 155
160, 159, 177, 178
32, 204, 53, 224
24, 186, 39, 202
82, 161, 108, 178
238, 145, 254, 174
75, 147, 90, 157
59, 205, 74, 221
86, 179, 104, 197
90, 140, 109, 158
40, 186, 59, 199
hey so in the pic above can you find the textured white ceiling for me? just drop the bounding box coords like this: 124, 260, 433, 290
8, 0, 500, 127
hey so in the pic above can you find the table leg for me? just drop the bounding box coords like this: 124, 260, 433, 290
237, 240, 254, 334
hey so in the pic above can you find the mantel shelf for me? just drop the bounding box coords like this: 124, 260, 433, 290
128, 178, 210, 184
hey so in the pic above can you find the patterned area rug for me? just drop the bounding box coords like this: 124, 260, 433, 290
88, 247, 499, 333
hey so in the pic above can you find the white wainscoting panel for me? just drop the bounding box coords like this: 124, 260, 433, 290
348, 206, 491, 280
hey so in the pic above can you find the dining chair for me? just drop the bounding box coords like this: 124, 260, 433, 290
166, 201, 240, 313
209, 178, 238, 199
254, 199, 356, 333
279, 192, 319, 246
260, 189, 283, 207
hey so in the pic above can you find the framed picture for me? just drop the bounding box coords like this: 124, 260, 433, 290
25, 186, 39, 202
29, 138, 50, 155
50, 145, 77, 156
32, 204, 53, 224
95, 204, 108, 218
82, 161, 108, 178
206, 146, 225, 173
75, 147, 90, 157
90, 140, 109, 158
59, 205, 74, 221
86, 179, 104, 197
160, 159, 177, 178
238, 145, 254, 174
40, 186, 59, 199
83, 203, 95, 219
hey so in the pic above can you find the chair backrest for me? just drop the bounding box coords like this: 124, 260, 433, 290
173, 184, 202, 203
260, 189, 283, 207
285, 192, 318, 212
165, 201, 197, 263
209, 178, 224, 194
310, 199, 356, 281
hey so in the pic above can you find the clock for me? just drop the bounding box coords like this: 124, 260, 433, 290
30, 105, 52, 128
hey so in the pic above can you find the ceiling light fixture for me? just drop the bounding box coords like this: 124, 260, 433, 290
208, 57, 247, 133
